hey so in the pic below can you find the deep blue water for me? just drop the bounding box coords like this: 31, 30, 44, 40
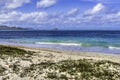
0, 30, 120, 54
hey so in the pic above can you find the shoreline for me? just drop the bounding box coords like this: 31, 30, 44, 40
1, 44, 120, 63
1, 41, 120, 54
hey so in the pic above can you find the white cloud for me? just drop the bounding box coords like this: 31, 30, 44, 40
85, 3, 105, 15
4, 0, 30, 9
0, 7, 120, 28
20, 12, 48, 24
37, 0, 57, 8
102, 11, 120, 23
0, 11, 21, 23
0, 11, 48, 25
91, 3, 104, 14
67, 8, 79, 16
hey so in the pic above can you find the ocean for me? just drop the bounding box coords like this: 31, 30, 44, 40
0, 30, 120, 54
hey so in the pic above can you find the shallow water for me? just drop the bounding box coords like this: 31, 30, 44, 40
0, 30, 120, 54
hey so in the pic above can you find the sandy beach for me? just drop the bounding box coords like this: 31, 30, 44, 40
0, 44, 119, 62
14, 45, 120, 63
0, 45, 120, 80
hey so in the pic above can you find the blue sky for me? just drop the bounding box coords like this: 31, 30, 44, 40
0, 0, 120, 30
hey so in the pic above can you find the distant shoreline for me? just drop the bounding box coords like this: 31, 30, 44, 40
1, 30, 120, 31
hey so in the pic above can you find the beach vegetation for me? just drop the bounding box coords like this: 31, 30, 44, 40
46, 59, 120, 80
0, 46, 120, 80
0, 45, 33, 57
19, 59, 120, 80
0, 65, 6, 76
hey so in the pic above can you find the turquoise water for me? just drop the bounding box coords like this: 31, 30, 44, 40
0, 31, 120, 54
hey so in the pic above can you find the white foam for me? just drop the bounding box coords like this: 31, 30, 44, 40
108, 46, 120, 50
35, 42, 81, 46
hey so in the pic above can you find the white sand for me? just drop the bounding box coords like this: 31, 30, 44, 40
19, 46, 120, 63
0, 45, 120, 80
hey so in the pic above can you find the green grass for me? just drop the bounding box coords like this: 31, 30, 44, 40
0, 45, 33, 57
19, 59, 120, 80
9, 64, 20, 74
20, 61, 55, 77
0, 65, 6, 76
46, 59, 120, 80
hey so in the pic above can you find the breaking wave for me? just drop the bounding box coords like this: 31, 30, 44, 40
35, 42, 82, 46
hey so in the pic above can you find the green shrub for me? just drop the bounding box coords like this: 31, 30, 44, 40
0, 45, 32, 57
